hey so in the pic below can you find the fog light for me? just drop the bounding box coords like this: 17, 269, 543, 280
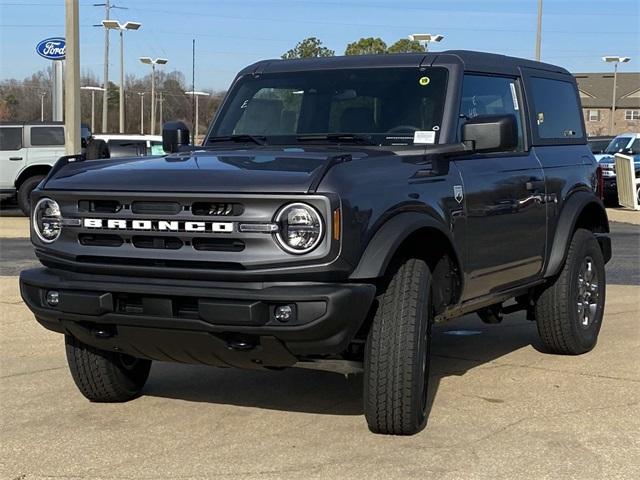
46, 290, 60, 306
274, 305, 294, 323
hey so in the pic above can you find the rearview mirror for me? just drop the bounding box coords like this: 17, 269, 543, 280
162, 121, 190, 153
462, 114, 517, 153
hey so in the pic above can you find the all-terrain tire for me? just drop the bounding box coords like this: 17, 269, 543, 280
65, 335, 151, 402
364, 258, 433, 435
535, 228, 606, 355
17, 175, 45, 216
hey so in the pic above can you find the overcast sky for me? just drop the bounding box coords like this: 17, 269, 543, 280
1, 0, 638, 91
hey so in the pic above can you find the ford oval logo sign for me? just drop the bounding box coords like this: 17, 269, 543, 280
36, 37, 66, 60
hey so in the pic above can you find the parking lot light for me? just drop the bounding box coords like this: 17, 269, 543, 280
101, 20, 142, 133
140, 57, 169, 135
408, 33, 444, 52
602, 56, 631, 135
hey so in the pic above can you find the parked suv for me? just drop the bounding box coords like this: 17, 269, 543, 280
596, 133, 640, 202
0, 122, 109, 214
20, 51, 611, 435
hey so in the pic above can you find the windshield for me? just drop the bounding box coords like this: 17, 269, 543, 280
209, 67, 448, 146
604, 136, 633, 154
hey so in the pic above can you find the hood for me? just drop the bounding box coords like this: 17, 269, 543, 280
43, 148, 371, 194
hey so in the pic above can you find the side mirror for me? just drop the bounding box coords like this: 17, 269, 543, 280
462, 114, 517, 153
162, 121, 190, 154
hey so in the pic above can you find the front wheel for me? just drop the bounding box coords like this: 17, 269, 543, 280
535, 229, 606, 355
364, 258, 433, 435
65, 335, 152, 402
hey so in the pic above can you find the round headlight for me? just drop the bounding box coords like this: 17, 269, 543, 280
33, 197, 62, 243
275, 203, 324, 254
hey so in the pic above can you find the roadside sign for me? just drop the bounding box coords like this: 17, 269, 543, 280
36, 37, 66, 60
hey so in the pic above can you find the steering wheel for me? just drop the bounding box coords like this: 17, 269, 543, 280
386, 125, 419, 134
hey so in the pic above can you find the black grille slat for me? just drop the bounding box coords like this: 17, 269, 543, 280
132, 236, 183, 250
192, 202, 244, 216
131, 201, 182, 215
78, 234, 124, 247
78, 200, 121, 213
192, 238, 245, 252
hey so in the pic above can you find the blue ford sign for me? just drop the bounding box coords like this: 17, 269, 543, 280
36, 37, 66, 60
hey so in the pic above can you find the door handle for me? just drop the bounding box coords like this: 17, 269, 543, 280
9, 156, 23, 161
526, 180, 545, 191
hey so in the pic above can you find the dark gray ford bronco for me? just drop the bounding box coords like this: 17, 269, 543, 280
20, 51, 611, 435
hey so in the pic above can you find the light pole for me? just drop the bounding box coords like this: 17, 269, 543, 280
40, 92, 47, 121
81, 86, 105, 132
139, 57, 168, 135
185, 91, 210, 144
158, 91, 164, 129
102, 19, 141, 133
94, 2, 127, 133
603, 56, 631, 135
408, 33, 444, 52
137, 92, 145, 134
535, 0, 543, 61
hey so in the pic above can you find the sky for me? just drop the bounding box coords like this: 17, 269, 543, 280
0, 0, 638, 91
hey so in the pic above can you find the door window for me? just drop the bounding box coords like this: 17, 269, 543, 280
108, 140, 146, 157
529, 77, 584, 140
459, 75, 525, 151
30, 126, 65, 146
0, 127, 23, 150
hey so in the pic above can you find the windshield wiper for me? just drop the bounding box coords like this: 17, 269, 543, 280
207, 134, 267, 146
295, 133, 377, 145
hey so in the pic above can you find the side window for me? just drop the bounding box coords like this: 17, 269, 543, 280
108, 140, 145, 158
150, 141, 165, 156
30, 126, 65, 146
0, 127, 23, 151
529, 77, 584, 140
459, 75, 525, 151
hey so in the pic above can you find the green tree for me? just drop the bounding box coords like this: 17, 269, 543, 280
282, 37, 335, 59
387, 39, 425, 53
345, 37, 387, 56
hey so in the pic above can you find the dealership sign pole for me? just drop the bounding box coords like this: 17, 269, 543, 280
36, 37, 66, 122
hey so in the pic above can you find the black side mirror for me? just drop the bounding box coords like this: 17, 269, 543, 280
162, 121, 190, 154
462, 114, 517, 153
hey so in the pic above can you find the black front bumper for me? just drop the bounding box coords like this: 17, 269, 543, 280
20, 268, 376, 369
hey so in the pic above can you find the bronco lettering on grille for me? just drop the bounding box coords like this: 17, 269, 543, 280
82, 218, 234, 233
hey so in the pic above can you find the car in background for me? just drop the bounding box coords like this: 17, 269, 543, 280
0, 122, 109, 214
597, 133, 640, 203
93, 134, 165, 158
588, 135, 614, 160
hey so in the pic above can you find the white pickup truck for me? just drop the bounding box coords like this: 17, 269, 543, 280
0, 122, 109, 214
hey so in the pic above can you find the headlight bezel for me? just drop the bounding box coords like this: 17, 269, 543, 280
32, 197, 62, 243
274, 202, 324, 255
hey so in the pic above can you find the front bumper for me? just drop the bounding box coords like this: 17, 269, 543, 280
603, 176, 617, 195
20, 268, 376, 369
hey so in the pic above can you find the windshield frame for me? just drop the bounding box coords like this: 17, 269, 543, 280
206, 66, 449, 148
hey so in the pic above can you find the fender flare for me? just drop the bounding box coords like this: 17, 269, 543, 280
544, 191, 609, 278
349, 212, 459, 280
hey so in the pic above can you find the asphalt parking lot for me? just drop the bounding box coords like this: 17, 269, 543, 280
1, 212, 639, 479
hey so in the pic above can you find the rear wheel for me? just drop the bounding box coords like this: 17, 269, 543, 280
535, 229, 606, 355
65, 335, 151, 402
17, 175, 45, 216
364, 258, 433, 435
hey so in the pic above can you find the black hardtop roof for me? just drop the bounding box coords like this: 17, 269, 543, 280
242, 50, 570, 77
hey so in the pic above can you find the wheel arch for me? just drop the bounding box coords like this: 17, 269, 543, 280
15, 164, 52, 189
544, 191, 610, 278
349, 212, 463, 309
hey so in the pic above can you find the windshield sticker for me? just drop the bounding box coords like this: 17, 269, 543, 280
414, 130, 436, 144
418, 76, 431, 86
509, 83, 519, 111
